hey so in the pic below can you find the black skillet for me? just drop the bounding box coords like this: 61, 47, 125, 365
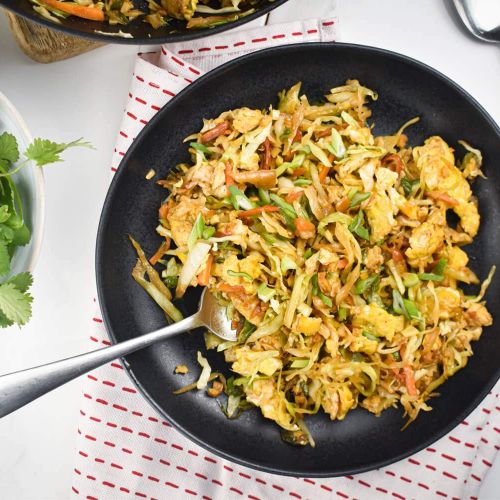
0, 0, 289, 44
96, 43, 500, 477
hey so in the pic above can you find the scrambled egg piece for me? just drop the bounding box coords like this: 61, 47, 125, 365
232, 108, 263, 133
292, 315, 322, 335
322, 385, 355, 420
232, 347, 282, 377
435, 287, 461, 319
349, 330, 378, 354
414, 136, 479, 237
405, 221, 445, 268
352, 303, 404, 341
366, 193, 396, 243
245, 379, 298, 430
167, 195, 206, 247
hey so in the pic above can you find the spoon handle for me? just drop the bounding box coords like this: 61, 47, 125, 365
0, 314, 201, 418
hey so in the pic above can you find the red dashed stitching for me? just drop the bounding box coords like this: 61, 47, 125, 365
392, 493, 405, 500
165, 481, 179, 489
359, 480, 371, 487
337, 492, 348, 499
436, 491, 447, 498
230, 487, 243, 495
443, 471, 457, 480
320, 485, 332, 492
441, 453, 456, 462
418, 483, 430, 490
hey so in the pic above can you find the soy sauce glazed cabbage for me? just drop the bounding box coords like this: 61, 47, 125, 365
29, 0, 259, 30
131, 80, 495, 446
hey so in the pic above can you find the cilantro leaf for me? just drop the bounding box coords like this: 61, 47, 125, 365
0, 241, 11, 276
0, 205, 10, 223
0, 310, 13, 328
0, 282, 32, 325
11, 224, 30, 246
0, 132, 19, 164
25, 137, 93, 167
7, 271, 33, 293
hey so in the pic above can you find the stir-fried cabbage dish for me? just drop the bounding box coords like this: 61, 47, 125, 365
29, 0, 260, 30
131, 80, 494, 446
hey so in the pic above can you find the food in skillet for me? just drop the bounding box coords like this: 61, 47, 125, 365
131, 81, 494, 445
29, 0, 261, 30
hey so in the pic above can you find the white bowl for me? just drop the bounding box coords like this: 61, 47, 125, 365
0, 92, 45, 275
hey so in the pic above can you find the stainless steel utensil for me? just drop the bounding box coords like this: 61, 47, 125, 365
0, 290, 235, 418
453, 0, 500, 43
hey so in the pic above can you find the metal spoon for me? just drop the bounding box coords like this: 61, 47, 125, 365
452, 0, 500, 43
0, 290, 235, 418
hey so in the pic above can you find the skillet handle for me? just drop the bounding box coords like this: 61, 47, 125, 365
0, 314, 200, 418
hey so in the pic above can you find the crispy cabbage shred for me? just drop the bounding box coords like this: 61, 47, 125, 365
131, 79, 494, 446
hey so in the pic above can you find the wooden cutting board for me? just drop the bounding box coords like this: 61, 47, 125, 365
4, 11, 104, 63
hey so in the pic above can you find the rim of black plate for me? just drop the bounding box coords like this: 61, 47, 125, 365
2, 0, 289, 45
96, 42, 500, 477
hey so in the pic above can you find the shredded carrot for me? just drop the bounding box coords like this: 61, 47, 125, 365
392, 248, 405, 263
403, 365, 418, 396
336, 197, 350, 213
319, 165, 330, 183
337, 258, 349, 269
391, 368, 405, 384
225, 161, 235, 193
382, 153, 403, 174
291, 167, 306, 178
430, 192, 459, 206
197, 254, 213, 286
218, 283, 246, 294
260, 138, 272, 169
314, 127, 332, 139
200, 122, 228, 144
159, 203, 169, 220
149, 238, 171, 265
40, 0, 104, 20
237, 205, 280, 218
286, 190, 303, 204
295, 217, 316, 239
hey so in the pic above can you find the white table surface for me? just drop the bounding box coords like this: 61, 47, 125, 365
0, 0, 498, 498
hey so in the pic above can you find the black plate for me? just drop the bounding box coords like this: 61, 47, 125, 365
96, 43, 500, 477
0, 0, 288, 45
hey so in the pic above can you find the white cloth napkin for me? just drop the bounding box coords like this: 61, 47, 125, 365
71, 15, 499, 500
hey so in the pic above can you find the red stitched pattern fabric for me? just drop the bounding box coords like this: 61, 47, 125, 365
73, 17, 499, 500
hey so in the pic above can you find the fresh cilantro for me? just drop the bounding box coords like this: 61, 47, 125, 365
7, 271, 33, 293
0, 242, 10, 275
0, 133, 19, 165
0, 282, 32, 326
0, 131, 91, 328
25, 137, 92, 167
